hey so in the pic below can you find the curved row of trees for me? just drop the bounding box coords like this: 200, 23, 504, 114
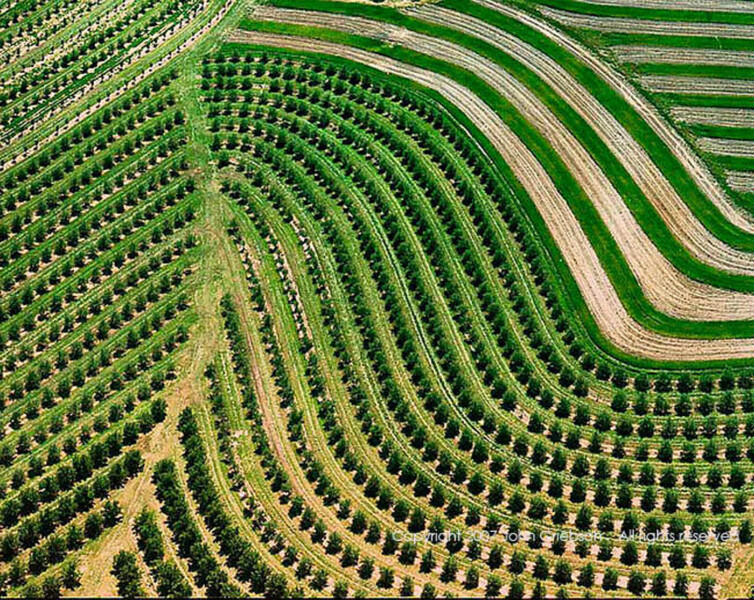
201, 52, 743, 597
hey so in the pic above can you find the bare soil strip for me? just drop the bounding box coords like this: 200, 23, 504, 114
541, 6, 754, 38
576, 0, 754, 11
228, 28, 754, 361
729, 170, 754, 192
641, 74, 754, 95
614, 45, 754, 67
699, 137, 754, 157
672, 106, 754, 127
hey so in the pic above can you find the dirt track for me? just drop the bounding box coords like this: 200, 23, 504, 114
698, 137, 754, 158
641, 74, 754, 95
229, 27, 754, 361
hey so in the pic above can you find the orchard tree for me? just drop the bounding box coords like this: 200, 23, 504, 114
111, 551, 144, 598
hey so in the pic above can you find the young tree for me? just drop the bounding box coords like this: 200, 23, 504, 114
627, 570, 645, 596
154, 562, 191, 598
62, 559, 81, 590
111, 551, 144, 598
399, 576, 414, 597
486, 574, 502, 598
41, 575, 61, 599
464, 565, 479, 589
507, 578, 525, 600
699, 577, 716, 600
674, 573, 689, 597
421, 583, 437, 599
651, 571, 667, 597
332, 580, 348, 599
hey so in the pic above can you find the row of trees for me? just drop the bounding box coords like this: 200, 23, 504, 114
213, 56, 727, 596
133, 508, 192, 597
214, 56, 749, 396
229, 154, 623, 593
223, 71, 754, 488
153, 457, 243, 598
0, 124, 186, 279
0, 186, 194, 365
0, 232, 192, 428
0, 287, 188, 470
0, 402, 162, 532
0, 0, 180, 140
2, 68, 178, 196
0, 450, 142, 555
231, 116, 704, 530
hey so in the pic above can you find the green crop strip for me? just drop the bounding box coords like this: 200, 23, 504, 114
227, 31, 754, 370
689, 126, 754, 141
659, 94, 754, 109
634, 63, 754, 80
710, 155, 754, 171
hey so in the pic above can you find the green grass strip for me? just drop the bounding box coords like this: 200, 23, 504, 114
598, 32, 754, 51
659, 94, 754, 108
690, 125, 754, 140
228, 26, 754, 367
739, 192, 754, 210
634, 63, 754, 80
709, 155, 754, 171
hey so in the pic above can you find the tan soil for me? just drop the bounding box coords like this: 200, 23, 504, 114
729, 170, 754, 193
614, 45, 754, 66
578, 0, 754, 11
698, 136, 754, 158
672, 106, 754, 128
641, 74, 754, 95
